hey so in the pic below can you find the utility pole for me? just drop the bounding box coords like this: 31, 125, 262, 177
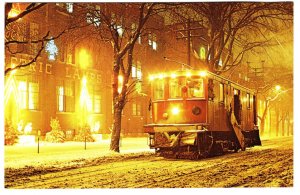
176, 19, 204, 68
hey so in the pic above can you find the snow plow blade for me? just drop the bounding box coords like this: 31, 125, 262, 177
230, 111, 246, 151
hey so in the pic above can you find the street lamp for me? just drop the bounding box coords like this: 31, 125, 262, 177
79, 49, 90, 69
275, 85, 281, 91
37, 130, 41, 154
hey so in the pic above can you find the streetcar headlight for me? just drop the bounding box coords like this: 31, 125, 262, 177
171, 107, 180, 115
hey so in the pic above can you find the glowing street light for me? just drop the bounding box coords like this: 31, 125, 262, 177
199, 71, 207, 77
186, 71, 192, 77
171, 73, 177, 79
158, 74, 164, 79
275, 85, 281, 91
8, 4, 21, 18
79, 49, 91, 69
149, 75, 155, 81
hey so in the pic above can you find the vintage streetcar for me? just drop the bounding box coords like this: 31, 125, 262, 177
144, 70, 261, 159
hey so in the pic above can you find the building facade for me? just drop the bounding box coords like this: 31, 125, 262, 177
5, 3, 213, 137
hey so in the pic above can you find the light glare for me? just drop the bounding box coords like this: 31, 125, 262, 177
172, 107, 180, 115
199, 71, 207, 77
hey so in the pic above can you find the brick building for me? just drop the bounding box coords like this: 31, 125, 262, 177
5, 3, 210, 137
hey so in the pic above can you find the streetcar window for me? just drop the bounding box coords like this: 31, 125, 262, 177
169, 78, 184, 98
153, 79, 164, 100
234, 89, 239, 95
187, 78, 204, 98
220, 83, 224, 102
247, 93, 250, 109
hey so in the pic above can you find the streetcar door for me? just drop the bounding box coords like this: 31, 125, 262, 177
253, 95, 257, 125
233, 89, 241, 124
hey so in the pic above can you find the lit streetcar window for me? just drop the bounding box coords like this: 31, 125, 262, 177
187, 78, 204, 98
169, 78, 184, 98
153, 79, 164, 100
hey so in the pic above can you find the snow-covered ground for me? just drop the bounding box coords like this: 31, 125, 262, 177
4, 136, 294, 189
4, 137, 154, 168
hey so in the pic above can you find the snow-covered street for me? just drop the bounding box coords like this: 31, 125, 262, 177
4, 136, 293, 188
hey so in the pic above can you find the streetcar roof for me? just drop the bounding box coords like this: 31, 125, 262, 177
148, 69, 256, 94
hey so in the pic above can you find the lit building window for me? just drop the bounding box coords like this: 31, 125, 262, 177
117, 25, 124, 37
152, 34, 157, 50
137, 104, 141, 116
57, 86, 64, 112
18, 78, 39, 110
66, 3, 73, 13
18, 81, 27, 109
218, 58, 223, 66
66, 43, 75, 64
94, 17, 101, 26
86, 5, 101, 26
65, 80, 75, 112
131, 23, 136, 32
148, 33, 158, 50
93, 86, 102, 113
148, 33, 152, 46
132, 102, 141, 116
29, 22, 39, 55
132, 64, 137, 78
94, 95, 101, 113
132, 23, 141, 44
132, 103, 137, 115
136, 82, 142, 93
200, 47, 206, 60
152, 41, 157, 50
132, 61, 142, 80
28, 82, 39, 109
137, 61, 142, 80
57, 80, 75, 112
94, 5, 101, 26
88, 85, 102, 113
86, 12, 93, 24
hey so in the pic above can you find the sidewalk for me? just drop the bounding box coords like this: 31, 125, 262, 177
4, 137, 154, 168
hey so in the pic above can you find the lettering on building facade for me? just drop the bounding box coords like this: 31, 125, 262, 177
10, 56, 102, 83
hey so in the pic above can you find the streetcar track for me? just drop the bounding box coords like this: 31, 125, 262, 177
8, 156, 162, 188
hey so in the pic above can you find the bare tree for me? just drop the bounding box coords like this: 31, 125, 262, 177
172, 2, 293, 73
5, 3, 87, 75
74, 3, 159, 152
254, 70, 292, 136
5, 3, 46, 74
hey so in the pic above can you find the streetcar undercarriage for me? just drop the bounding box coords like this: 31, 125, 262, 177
148, 129, 261, 159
